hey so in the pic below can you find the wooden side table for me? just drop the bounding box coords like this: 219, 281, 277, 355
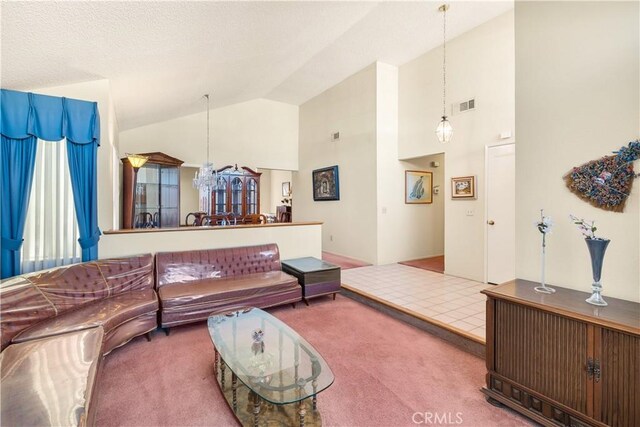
282, 257, 341, 305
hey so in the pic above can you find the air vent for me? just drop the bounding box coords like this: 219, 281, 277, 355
453, 98, 476, 115
331, 131, 340, 141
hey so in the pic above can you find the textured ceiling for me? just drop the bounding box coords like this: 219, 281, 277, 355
1, 1, 513, 130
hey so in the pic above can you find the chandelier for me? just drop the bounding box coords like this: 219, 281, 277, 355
193, 94, 218, 213
435, 4, 453, 144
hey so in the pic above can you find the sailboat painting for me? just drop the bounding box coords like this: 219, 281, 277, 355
405, 170, 433, 204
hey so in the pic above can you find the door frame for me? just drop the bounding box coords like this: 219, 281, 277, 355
483, 142, 515, 284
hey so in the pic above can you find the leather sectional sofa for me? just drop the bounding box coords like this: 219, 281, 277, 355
0, 243, 304, 426
156, 243, 302, 331
0, 254, 156, 427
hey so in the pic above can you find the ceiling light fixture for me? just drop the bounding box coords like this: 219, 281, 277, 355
192, 94, 217, 214
435, 4, 453, 144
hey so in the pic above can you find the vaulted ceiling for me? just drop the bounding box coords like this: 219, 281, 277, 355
1, 1, 512, 130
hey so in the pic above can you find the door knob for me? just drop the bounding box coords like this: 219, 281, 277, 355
487, 220, 495, 225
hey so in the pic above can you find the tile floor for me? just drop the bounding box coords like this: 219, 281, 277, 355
342, 263, 492, 340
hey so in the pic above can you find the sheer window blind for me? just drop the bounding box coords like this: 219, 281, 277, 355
21, 139, 81, 273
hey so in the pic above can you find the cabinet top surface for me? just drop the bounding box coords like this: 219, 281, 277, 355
281, 257, 340, 273
483, 279, 640, 335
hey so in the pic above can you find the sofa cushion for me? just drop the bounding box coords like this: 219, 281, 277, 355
155, 244, 282, 287
159, 271, 298, 309
12, 289, 158, 345
1, 327, 104, 427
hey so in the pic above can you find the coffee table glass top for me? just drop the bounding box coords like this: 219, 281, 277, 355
282, 257, 339, 273
207, 307, 334, 405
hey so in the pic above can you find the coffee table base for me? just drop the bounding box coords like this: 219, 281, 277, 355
214, 358, 323, 427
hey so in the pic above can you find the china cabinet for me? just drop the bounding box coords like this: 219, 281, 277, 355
122, 152, 183, 229
210, 165, 261, 217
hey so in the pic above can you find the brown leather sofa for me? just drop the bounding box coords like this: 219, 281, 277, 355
156, 243, 302, 331
0, 255, 157, 427
0, 254, 157, 354
1, 245, 303, 425
1, 327, 104, 427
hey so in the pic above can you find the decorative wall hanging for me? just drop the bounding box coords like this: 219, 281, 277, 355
312, 166, 340, 201
564, 140, 640, 212
405, 170, 433, 204
451, 176, 476, 199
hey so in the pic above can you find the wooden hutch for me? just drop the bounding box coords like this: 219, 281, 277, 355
122, 152, 183, 229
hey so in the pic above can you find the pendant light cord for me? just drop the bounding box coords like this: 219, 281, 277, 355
442, 5, 447, 118
205, 94, 210, 163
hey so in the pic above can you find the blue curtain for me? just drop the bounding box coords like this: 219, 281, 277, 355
0, 89, 101, 277
0, 136, 37, 278
67, 141, 100, 261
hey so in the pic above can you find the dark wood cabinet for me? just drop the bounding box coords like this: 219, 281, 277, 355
482, 280, 640, 427
211, 165, 261, 217
122, 152, 183, 229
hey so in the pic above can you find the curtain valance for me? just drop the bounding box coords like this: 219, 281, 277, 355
1, 88, 101, 278
0, 89, 100, 145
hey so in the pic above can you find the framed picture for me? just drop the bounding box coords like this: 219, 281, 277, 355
451, 176, 476, 199
312, 166, 340, 201
405, 170, 433, 204
282, 181, 291, 197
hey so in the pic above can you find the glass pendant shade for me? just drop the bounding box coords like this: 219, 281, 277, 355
435, 116, 453, 143
126, 153, 149, 169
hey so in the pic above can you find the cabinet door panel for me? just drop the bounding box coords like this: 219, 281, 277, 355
598, 329, 640, 427
494, 300, 588, 413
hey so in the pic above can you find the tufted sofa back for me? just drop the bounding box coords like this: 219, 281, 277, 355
155, 244, 282, 288
0, 254, 154, 350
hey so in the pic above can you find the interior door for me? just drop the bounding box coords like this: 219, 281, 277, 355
486, 143, 515, 284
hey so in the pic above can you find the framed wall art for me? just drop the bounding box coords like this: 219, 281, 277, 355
451, 176, 476, 199
282, 181, 291, 197
405, 170, 433, 204
312, 166, 340, 201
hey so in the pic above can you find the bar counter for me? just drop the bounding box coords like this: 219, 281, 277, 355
100, 222, 323, 260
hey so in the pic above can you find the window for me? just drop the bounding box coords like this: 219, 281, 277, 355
21, 139, 81, 273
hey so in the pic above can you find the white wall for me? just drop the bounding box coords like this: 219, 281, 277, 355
398, 11, 515, 281
119, 98, 299, 171
515, 2, 639, 302
100, 223, 322, 261
258, 169, 272, 215
270, 170, 293, 213
180, 166, 200, 223
27, 79, 120, 234
294, 64, 379, 264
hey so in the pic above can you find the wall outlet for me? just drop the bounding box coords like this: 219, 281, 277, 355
329, 235, 333, 241
466, 209, 474, 216
381, 207, 387, 214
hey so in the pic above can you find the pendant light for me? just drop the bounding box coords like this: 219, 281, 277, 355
435, 4, 453, 144
192, 94, 217, 214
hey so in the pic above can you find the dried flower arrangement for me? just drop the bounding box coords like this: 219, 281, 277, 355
564, 140, 640, 212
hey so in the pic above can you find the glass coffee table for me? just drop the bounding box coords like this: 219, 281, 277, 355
207, 308, 334, 427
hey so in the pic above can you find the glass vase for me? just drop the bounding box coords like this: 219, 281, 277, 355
535, 240, 555, 294
585, 238, 610, 307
